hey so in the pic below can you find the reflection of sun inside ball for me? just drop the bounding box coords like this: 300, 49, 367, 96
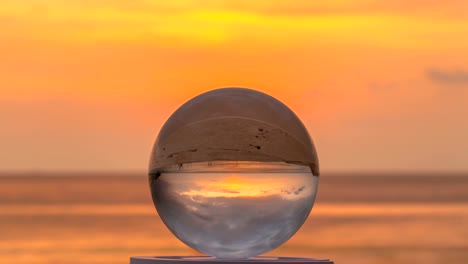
150, 162, 318, 259
149, 87, 320, 259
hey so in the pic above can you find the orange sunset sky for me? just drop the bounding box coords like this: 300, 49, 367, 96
1, 1, 467, 172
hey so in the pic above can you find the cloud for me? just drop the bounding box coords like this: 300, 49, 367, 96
282, 185, 306, 195
427, 69, 468, 86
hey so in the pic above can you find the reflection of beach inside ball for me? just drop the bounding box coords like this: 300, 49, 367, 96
149, 88, 320, 259
150, 161, 318, 259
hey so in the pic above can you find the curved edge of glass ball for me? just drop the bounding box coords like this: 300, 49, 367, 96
149, 87, 319, 176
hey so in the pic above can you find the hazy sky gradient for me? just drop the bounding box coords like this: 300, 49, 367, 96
1, 1, 467, 172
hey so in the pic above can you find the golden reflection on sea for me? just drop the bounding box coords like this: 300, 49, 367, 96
1, 174, 467, 264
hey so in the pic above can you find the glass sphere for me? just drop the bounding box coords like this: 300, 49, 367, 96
149, 88, 320, 259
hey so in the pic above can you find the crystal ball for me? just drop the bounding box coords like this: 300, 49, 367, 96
149, 88, 319, 259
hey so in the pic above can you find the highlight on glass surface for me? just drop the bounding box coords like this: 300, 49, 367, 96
148, 87, 320, 259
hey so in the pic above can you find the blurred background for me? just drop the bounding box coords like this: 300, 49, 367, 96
0, 1, 467, 264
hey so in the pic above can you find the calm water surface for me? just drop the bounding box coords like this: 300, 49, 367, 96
0, 173, 467, 264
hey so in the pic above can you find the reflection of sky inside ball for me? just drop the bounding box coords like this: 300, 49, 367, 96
172, 173, 313, 199
151, 163, 318, 259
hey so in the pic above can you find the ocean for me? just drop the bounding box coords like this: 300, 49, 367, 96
0, 172, 467, 264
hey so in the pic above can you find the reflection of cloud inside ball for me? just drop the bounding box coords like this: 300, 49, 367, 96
152, 169, 318, 259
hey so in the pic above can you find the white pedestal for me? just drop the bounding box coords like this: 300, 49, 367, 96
130, 256, 334, 264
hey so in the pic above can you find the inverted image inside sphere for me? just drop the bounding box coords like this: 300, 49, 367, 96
149, 87, 320, 176
150, 161, 319, 259
148, 88, 321, 258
